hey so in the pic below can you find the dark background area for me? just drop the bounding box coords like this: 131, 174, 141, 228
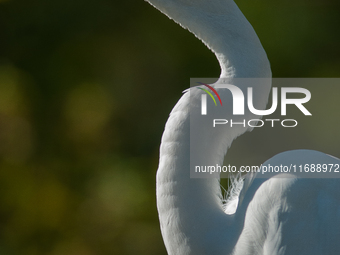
0, 0, 339, 254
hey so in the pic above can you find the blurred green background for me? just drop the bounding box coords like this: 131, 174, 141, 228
0, 0, 339, 254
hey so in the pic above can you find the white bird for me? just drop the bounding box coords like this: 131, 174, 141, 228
146, 0, 340, 254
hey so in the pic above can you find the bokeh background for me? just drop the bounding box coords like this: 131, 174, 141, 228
0, 0, 339, 254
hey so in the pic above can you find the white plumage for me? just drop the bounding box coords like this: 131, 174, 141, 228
146, 0, 340, 254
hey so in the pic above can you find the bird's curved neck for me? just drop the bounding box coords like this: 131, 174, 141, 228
149, 0, 272, 254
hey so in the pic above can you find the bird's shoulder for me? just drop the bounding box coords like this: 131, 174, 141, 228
236, 175, 340, 255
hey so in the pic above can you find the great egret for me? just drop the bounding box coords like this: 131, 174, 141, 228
146, 0, 340, 254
